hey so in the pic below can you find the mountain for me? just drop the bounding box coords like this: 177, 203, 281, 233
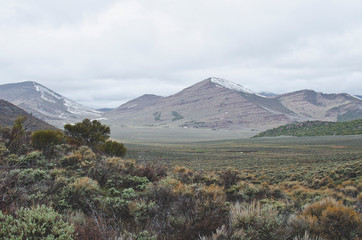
0, 99, 57, 131
1, 79, 361, 132
0, 81, 102, 128
105, 77, 362, 131
277, 90, 362, 122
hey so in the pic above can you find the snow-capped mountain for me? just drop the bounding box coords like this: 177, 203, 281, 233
210, 77, 256, 94
1, 78, 361, 131
0, 81, 102, 128
105, 77, 362, 130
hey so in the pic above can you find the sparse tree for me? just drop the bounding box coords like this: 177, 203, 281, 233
1, 116, 31, 154
64, 119, 110, 149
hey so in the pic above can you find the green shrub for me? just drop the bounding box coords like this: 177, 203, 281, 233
8, 168, 52, 206
99, 140, 127, 157
64, 119, 110, 149
32, 129, 65, 157
0, 205, 74, 239
60, 146, 97, 169
17, 151, 45, 168
61, 177, 101, 212
229, 201, 286, 240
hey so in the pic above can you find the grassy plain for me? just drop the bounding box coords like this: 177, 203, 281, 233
126, 134, 362, 183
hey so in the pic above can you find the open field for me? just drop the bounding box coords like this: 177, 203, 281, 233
109, 125, 257, 143
126, 134, 362, 183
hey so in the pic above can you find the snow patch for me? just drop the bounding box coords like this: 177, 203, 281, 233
33, 82, 102, 117
34, 82, 62, 103
63, 98, 102, 116
347, 94, 362, 100
128, 104, 138, 109
210, 78, 255, 94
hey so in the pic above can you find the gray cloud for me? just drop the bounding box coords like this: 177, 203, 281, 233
1, 0, 362, 108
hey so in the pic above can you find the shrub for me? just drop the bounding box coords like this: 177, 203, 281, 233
173, 165, 194, 183
61, 177, 101, 212
32, 129, 65, 157
1, 116, 31, 154
290, 198, 361, 240
64, 119, 110, 149
0, 142, 8, 161
60, 146, 97, 169
17, 151, 45, 168
144, 179, 228, 240
99, 140, 127, 157
229, 201, 286, 240
218, 168, 240, 189
0, 205, 74, 239
136, 162, 167, 182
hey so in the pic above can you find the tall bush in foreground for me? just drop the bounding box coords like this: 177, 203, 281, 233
290, 198, 361, 240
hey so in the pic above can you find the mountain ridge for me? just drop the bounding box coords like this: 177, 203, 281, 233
104, 77, 362, 130
1, 78, 361, 132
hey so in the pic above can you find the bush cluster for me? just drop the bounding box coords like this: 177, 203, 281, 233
0, 118, 360, 239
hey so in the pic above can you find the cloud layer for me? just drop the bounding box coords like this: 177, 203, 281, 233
1, 0, 362, 108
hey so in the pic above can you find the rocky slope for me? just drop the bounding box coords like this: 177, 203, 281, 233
0, 99, 56, 131
0, 81, 102, 128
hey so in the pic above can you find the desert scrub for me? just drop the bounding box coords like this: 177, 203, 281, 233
60, 177, 101, 212
289, 198, 361, 240
229, 201, 286, 240
0, 205, 74, 239
60, 146, 97, 170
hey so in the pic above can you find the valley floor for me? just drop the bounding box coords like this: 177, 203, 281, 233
110, 126, 258, 143
125, 134, 362, 173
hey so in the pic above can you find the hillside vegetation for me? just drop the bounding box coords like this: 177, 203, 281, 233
253, 119, 362, 138
0, 99, 56, 131
0, 117, 361, 239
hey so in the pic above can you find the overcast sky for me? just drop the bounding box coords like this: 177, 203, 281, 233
1, 0, 362, 108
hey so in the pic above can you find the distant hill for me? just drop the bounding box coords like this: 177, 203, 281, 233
0, 81, 102, 128
0, 99, 57, 131
105, 78, 296, 130
253, 119, 362, 137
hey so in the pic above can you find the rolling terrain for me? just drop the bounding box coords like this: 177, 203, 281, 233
253, 119, 362, 137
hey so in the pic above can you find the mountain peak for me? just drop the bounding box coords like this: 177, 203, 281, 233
208, 77, 255, 94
